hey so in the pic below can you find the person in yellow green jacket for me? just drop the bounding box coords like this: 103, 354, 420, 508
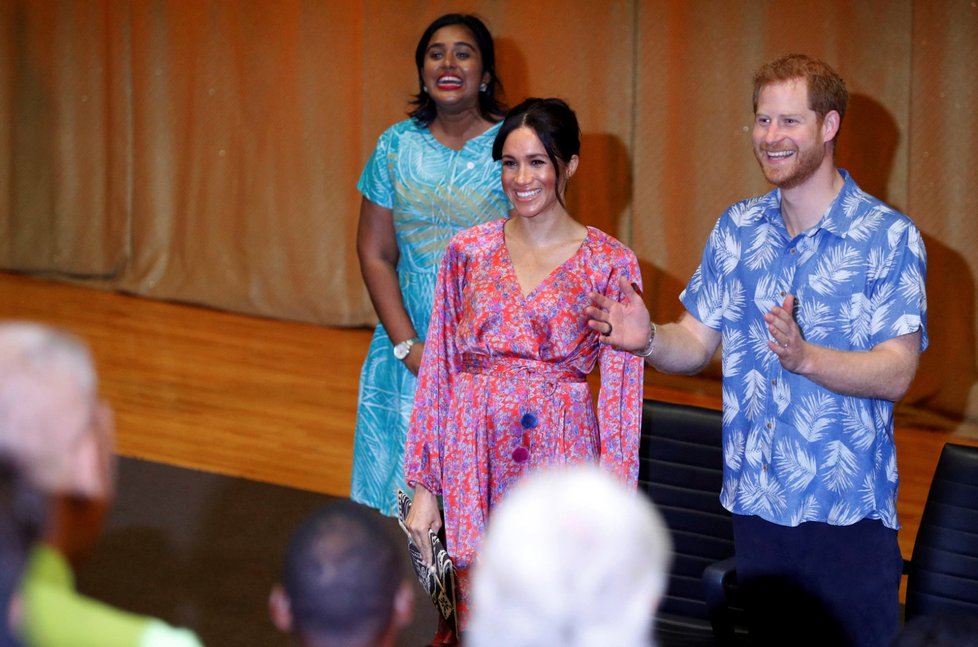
0, 322, 203, 647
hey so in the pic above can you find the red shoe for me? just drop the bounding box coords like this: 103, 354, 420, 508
430, 614, 459, 646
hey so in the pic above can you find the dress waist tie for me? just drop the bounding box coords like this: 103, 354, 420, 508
460, 355, 586, 392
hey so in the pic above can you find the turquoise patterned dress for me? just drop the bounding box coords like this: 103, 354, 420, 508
351, 119, 510, 516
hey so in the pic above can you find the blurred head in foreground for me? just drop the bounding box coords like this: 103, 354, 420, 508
0, 322, 115, 565
469, 465, 672, 647
269, 500, 414, 647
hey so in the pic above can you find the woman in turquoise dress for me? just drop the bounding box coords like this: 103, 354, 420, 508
351, 13, 511, 517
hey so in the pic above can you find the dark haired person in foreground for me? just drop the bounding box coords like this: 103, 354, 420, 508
269, 500, 414, 647
404, 97, 643, 639
0, 457, 45, 647
587, 55, 927, 647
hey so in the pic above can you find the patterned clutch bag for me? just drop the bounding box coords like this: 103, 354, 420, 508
396, 489, 457, 632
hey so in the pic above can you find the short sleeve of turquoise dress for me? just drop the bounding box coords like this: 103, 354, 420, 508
349, 118, 511, 517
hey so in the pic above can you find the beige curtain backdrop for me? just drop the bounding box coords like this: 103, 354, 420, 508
2, 0, 976, 427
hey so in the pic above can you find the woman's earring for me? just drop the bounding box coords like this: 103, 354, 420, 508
423, 85, 429, 94
479, 82, 488, 92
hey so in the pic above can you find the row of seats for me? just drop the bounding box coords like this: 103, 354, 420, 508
637, 398, 978, 646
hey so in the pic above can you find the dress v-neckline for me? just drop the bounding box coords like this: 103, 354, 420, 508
501, 223, 590, 300
423, 121, 499, 153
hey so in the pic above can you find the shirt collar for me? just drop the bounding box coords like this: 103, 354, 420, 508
762, 168, 862, 240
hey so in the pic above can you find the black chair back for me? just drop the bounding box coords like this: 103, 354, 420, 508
639, 399, 735, 643
905, 442, 978, 620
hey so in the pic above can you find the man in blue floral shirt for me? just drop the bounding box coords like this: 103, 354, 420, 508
587, 54, 927, 647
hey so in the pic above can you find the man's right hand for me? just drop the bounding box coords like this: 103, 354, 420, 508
585, 276, 652, 354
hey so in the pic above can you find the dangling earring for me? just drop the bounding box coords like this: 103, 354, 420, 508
479, 82, 488, 93
422, 85, 429, 94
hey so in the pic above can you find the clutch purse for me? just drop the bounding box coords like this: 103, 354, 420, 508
396, 488, 457, 632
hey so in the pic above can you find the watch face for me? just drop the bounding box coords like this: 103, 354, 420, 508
394, 337, 417, 360
394, 341, 410, 360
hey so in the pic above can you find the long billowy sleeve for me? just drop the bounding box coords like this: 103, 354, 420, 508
404, 239, 465, 496
597, 248, 645, 486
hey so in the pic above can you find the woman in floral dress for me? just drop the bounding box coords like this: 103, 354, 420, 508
404, 98, 645, 630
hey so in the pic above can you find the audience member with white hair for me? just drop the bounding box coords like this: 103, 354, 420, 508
0, 322, 203, 647
468, 465, 672, 647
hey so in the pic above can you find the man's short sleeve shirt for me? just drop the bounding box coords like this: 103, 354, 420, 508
680, 170, 928, 530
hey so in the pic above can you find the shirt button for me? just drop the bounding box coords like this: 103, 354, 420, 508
780, 291, 786, 297
771, 379, 777, 385
466, 162, 475, 170
763, 464, 768, 471
766, 422, 773, 429
790, 248, 797, 254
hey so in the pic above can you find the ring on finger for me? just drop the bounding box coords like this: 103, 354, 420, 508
601, 322, 613, 337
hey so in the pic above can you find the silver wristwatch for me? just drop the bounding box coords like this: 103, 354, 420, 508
393, 337, 420, 360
